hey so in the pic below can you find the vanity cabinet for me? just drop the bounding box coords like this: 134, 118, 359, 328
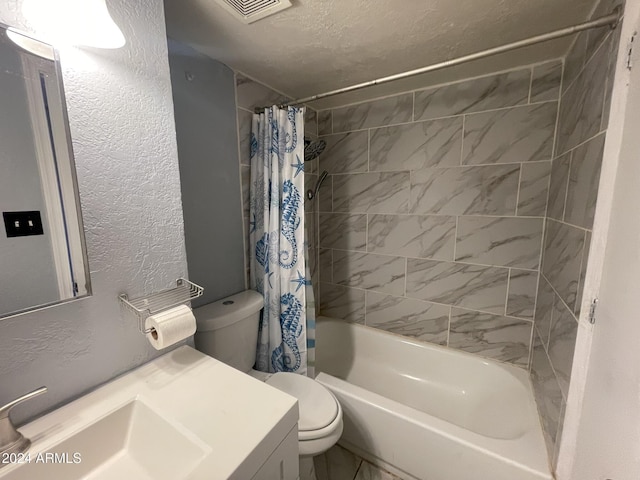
251, 426, 298, 480
0, 347, 299, 480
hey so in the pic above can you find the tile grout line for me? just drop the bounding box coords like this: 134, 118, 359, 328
529, 326, 539, 373
504, 268, 512, 317
532, 323, 547, 356
547, 213, 593, 233
561, 29, 584, 96
542, 319, 570, 403
460, 115, 466, 165
541, 272, 580, 325
403, 256, 408, 298
322, 278, 535, 323
447, 306, 452, 347
408, 169, 413, 213
453, 216, 459, 261
531, 324, 566, 441
600, 32, 613, 132
544, 133, 557, 219
319, 210, 544, 221
514, 164, 524, 215
556, 128, 608, 160
542, 279, 558, 355
552, 400, 568, 466
550, 58, 564, 158
328, 247, 540, 273
412, 91, 416, 122
531, 219, 546, 331
527, 66, 534, 104
561, 151, 573, 222
318, 210, 546, 220
330, 173, 334, 214
329, 248, 333, 284
325, 99, 560, 137
328, 159, 552, 175
367, 128, 371, 173
363, 289, 368, 327
536, 189, 549, 273
563, 29, 614, 96
329, 109, 333, 135
573, 229, 590, 317
365, 213, 369, 253
317, 60, 561, 113
526, 321, 535, 369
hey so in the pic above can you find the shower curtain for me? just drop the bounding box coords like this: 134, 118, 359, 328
249, 106, 312, 375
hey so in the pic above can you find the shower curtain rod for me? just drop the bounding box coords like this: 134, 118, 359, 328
279, 7, 622, 107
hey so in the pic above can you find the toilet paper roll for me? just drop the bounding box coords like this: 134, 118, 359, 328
145, 305, 196, 350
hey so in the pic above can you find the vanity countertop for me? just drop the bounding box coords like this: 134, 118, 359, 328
0, 346, 298, 479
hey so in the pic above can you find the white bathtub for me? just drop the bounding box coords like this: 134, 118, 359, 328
315, 317, 552, 480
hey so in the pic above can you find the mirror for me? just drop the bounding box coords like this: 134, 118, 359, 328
0, 25, 90, 318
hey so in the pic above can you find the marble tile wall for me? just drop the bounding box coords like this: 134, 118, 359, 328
317, 61, 564, 369
234, 73, 320, 305
232, 6, 621, 470
530, 1, 621, 469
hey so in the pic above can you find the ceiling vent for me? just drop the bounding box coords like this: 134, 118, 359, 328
214, 0, 293, 24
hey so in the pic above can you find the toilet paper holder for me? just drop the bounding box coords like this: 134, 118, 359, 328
118, 278, 204, 334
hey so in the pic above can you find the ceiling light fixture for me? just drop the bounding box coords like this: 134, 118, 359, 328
21, 0, 125, 49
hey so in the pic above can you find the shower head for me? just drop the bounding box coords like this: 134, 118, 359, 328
304, 137, 326, 162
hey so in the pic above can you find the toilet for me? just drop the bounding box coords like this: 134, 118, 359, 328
193, 289, 343, 480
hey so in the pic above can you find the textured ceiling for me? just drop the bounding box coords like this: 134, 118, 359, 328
165, 0, 601, 108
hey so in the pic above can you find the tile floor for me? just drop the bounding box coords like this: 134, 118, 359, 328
314, 445, 401, 480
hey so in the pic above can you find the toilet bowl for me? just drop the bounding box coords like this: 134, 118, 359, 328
263, 372, 343, 456
193, 290, 343, 480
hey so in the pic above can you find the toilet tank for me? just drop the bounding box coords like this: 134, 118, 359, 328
193, 290, 264, 373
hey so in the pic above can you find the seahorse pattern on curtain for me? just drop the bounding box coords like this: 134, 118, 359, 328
249, 106, 308, 374
304, 235, 315, 379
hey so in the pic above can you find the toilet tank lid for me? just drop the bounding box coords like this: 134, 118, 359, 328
194, 290, 264, 331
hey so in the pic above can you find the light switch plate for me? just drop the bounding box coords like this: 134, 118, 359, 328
3, 211, 44, 237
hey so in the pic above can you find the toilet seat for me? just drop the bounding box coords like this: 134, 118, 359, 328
266, 372, 341, 441
297, 402, 342, 441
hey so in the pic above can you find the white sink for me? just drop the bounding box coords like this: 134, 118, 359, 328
3, 399, 208, 480
0, 346, 298, 480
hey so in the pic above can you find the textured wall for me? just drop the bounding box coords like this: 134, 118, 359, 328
0, 0, 187, 424
0, 34, 59, 314
316, 62, 562, 369
530, 0, 622, 469
235, 73, 320, 303
168, 40, 245, 306
165, 0, 598, 108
